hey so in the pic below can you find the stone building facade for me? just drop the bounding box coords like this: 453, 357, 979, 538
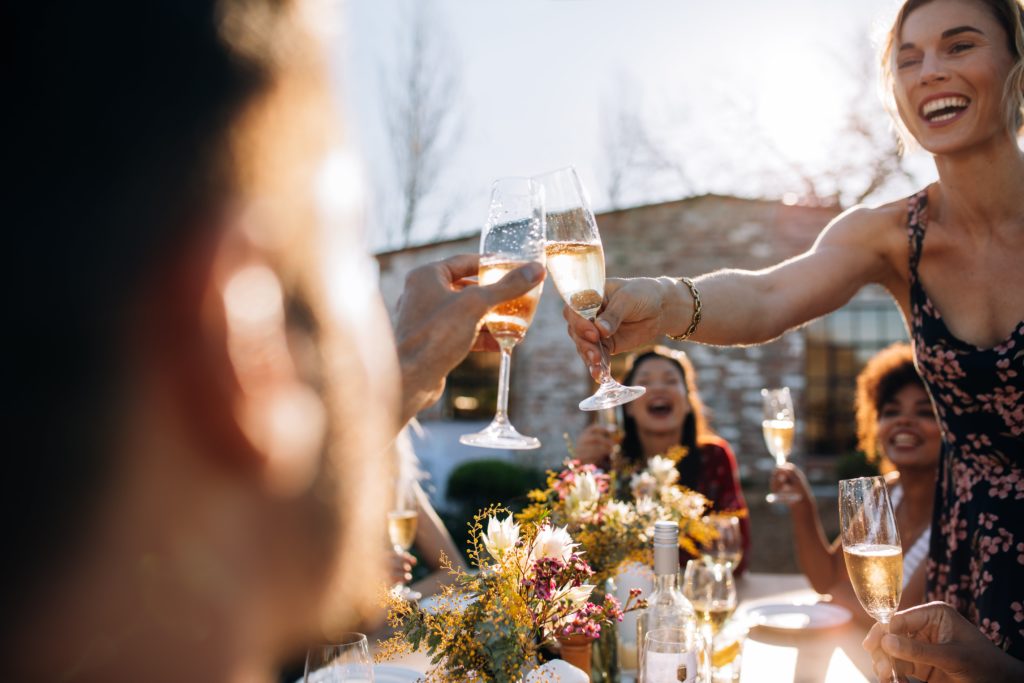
376, 195, 909, 481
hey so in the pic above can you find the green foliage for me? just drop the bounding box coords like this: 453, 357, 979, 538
835, 450, 881, 481
445, 459, 547, 553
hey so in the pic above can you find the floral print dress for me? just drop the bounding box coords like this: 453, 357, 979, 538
906, 190, 1024, 659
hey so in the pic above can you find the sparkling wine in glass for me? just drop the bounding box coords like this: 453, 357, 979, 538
536, 166, 645, 411
305, 633, 374, 682
388, 479, 421, 601
762, 387, 800, 504
839, 476, 902, 683
459, 178, 545, 449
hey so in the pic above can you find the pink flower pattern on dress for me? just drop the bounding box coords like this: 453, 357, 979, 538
906, 191, 1024, 659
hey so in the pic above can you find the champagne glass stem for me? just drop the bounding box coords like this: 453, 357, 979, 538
494, 342, 514, 426
592, 322, 613, 384
882, 621, 899, 683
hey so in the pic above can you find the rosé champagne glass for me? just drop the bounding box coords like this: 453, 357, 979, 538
536, 166, 644, 411
459, 178, 545, 449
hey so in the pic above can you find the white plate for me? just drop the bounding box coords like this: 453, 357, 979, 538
746, 602, 852, 632
373, 664, 422, 682
417, 592, 475, 614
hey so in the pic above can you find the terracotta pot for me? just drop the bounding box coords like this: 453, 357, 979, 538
556, 633, 594, 677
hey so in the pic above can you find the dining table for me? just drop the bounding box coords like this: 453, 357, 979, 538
374, 572, 874, 683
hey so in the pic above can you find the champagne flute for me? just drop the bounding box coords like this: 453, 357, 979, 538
702, 513, 743, 569
459, 178, 545, 449
761, 387, 800, 504
305, 633, 374, 682
388, 478, 421, 601
536, 166, 644, 411
839, 476, 902, 683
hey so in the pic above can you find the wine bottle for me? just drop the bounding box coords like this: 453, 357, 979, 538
636, 521, 701, 683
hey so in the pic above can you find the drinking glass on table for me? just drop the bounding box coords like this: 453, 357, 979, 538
387, 478, 421, 601
839, 476, 903, 683
459, 177, 546, 449
683, 560, 736, 683
536, 166, 644, 411
640, 627, 702, 683
701, 513, 743, 569
762, 387, 799, 503
304, 633, 374, 682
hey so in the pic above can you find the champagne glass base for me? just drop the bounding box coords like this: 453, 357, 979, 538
579, 383, 646, 411
459, 421, 541, 450
766, 491, 802, 504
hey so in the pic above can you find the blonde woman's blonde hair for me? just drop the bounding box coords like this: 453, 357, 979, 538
879, 0, 1024, 152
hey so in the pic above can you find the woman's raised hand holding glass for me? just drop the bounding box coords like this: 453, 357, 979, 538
536, 166, 645, 411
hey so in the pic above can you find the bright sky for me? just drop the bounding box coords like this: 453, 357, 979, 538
334, 0, 935, 252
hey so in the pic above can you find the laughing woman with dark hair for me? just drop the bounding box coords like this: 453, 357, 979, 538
574, 347, 751, 571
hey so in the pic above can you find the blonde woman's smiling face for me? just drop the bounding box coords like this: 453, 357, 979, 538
893, 0, 1017, 154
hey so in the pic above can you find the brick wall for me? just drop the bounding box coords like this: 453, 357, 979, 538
376, 195, 845, 476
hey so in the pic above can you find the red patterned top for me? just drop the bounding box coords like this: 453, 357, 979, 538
692, 438, 751, 574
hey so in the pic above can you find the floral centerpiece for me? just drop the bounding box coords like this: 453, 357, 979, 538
517, 452, 716, 682
519, 452, 715, 586
379, 505, 646, 683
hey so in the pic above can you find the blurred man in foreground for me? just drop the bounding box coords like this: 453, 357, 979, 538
4, 1, 540, 681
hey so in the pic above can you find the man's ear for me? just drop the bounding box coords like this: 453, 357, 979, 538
142, 220, 326, 497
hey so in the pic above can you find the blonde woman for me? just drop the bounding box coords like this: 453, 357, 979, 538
566, 0, 1024, 673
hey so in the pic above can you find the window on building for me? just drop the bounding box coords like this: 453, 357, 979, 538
436, 352, 502, 420
803, 290, 909, 455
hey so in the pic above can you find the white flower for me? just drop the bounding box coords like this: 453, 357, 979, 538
481, 514, 520, 561
531, 524, 578, 563
634, 496, 659, 518
630, 472, 658, 500
564, 471, 601, 521
646, 455, 680, 488
553, 583, 595, 608
602, 500, 635, 525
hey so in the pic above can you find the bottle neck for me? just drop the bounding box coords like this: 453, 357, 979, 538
653, 544, 680, 582
653, 572, 680, 595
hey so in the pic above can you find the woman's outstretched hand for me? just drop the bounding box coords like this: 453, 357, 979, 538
564, 276, 684, 380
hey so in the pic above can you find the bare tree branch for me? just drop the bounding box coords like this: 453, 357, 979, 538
381, 1, 464, 247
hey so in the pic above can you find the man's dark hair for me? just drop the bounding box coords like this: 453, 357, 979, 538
5, 0, 286, 637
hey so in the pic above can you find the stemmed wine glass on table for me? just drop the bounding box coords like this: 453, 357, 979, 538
685, 560, 736, 663
762, 387, 800, 504
535, 166, 645, 411
839, 476, 903, 683
388, 478, 421, 601
304, 633, 374, 682
459, 177, 546, 449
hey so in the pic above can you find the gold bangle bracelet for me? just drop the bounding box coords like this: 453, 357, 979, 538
666, 277, 702, 342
